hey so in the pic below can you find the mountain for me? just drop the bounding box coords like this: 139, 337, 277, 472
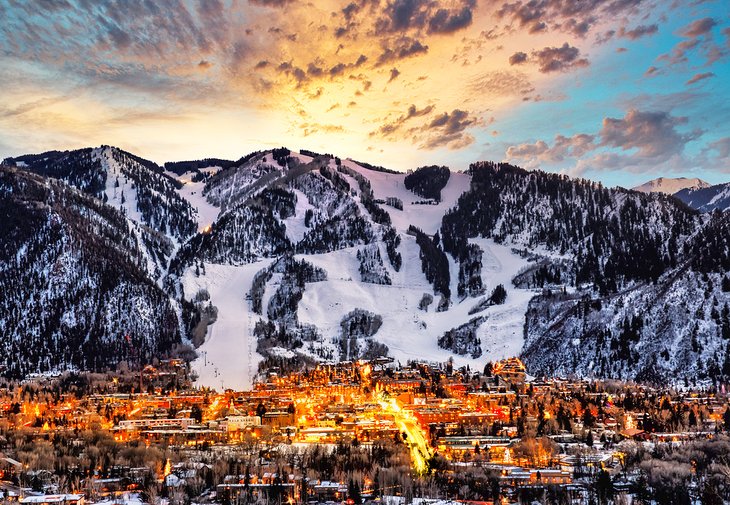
0, 167, 183, 378
4, 146, 198, 245
632, 176, 710, 195
2, 146, 730, 387
674, 182, 730, 213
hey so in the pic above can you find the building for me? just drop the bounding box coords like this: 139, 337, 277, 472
117, 418, 195, 431
224, 416, 261, 431
20, 495, 85, 505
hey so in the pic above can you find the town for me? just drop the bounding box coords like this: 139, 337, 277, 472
1, 357, 730, 505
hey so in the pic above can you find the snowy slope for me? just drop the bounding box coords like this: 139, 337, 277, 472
97, 147, 145, 224
675, 182, 730, 212
632, 177, 709, 195
296, 239, 533, 370
342, 159, 471, 234
173, 171, 221, 232
283, 188, 315, 243
182, 260, 274, 390
8, 144, 727, 386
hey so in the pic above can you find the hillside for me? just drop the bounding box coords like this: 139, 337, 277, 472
0, 167, 183, 377
675, 182, 730, 213
2, 146, 729, 387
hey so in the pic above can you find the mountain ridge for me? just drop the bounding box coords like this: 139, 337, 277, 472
2, 145, 729, 387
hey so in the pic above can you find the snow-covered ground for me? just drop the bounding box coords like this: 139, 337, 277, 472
94, 147, 159, 277
298, 238, 534, 370
90, 493, 145, 505
174, 172, 220, 231
182, 260, 274, 390
470, 238, 535, 358
96, 146, 145, 224
632, 176, 709, 195
179, 156, 539, 390
342, 159, 471, 235
283, 188, 315, 243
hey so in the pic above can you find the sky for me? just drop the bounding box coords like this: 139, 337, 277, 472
0, 0, 728, 188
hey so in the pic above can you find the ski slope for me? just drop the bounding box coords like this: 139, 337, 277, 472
182, 260, 273, 390
175, 171, 221, 231
298, 238, 534, 369
96, 147, 144, 224
179, 154, 538, 390
342, 159, 471, 235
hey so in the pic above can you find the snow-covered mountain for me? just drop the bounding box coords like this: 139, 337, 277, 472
632, 176, 710, 195
5, 146, 198, 245
674, 182, 730, 213
2, 146, 729, 388
0, 168, 183, 377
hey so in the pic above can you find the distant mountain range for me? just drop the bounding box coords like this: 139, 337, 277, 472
632, 176, 710, 195
674, 183, 730, 213
2, 147, 730, 386
632, 176, 730, 213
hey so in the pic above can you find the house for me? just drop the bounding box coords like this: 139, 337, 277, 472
20, 495, 84, 505
620, 428, 648, 441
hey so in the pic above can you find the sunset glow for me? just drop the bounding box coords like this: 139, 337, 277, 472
1, 0, 728, 186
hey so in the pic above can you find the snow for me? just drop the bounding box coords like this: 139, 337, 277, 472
174, 153, 542, 390
707, 184, 730, 209
297, 238, 535, 369
283, 188, 315, 243
469, 238, 535, 359
183, 260, 274, 390
341, 159, 471, 235
632, 177, 709, 195
289, 152, 314, 164
174, 171, 221, 231
96, 146, 144, 224
90, 493, 145, 505
92, 147, 165, 277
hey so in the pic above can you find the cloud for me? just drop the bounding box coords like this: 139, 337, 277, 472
276, 61, 308, 86
496, 0, 646, 38
599, 109, 698, 158
532, 43, 589, 73
656, 17, 723, 68
686, 72, 714, 85
369, 105, 478, 150
469, 70, 534, 97
428, 6, 474, 33
705, 137, 730, 158
376, 38, 429, 66
506, 109, 703, 172
299, 121, 345, 136
342, 2, 359, 20
248, 0, 294, 7
0, 96, 71, 119
680, 17, 717, 38
618, 24, 658, 40
509, 51, 528, 65
329, 63, 347, 77
506, 133, 596, 163
373, 0, 475, 35
370, 104, 435, 138
420, 109, 478, 149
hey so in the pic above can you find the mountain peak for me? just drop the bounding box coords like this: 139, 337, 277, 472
632, 176, 710, 195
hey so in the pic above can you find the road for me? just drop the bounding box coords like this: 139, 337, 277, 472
376, 394, 433, 474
